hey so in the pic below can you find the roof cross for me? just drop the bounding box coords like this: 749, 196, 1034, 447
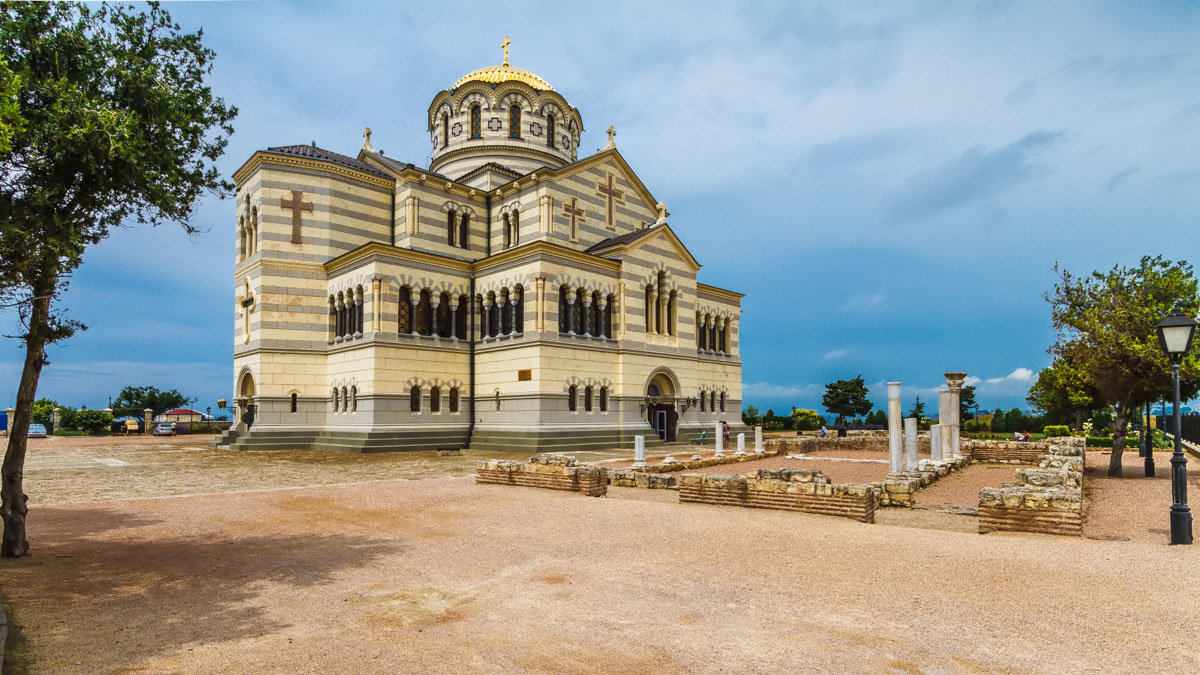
502, 36, 511, 66
602, 125, 617, 150
280, 190, 313, 244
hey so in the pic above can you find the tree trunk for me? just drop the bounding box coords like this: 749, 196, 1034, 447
1107, 400, 1130, 477
2, 289, 52, 557
1073, 410, 1083, 433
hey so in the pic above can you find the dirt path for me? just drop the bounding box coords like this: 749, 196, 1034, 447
2, 477, 1199, 673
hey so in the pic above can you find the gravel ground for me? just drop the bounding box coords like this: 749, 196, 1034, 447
913, 463, 1033, 509
2, 477, 1199, 673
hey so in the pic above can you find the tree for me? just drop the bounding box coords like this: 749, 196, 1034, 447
1026, 350, 1101, 430
958, 385, 977, 420
0, 2, 236, 556
1005, 408, 1026, 433
821, 375, 872, 426
791, 408, 823, 431
1046, 256, 1200, 476
742, 405, 759, 426
113, 385, 194, 416
990, 408, 1006, 432
907, 396, 926, 422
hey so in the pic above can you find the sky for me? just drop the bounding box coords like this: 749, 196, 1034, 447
2, 0, 1200, 418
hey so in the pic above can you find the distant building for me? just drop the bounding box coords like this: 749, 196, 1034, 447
160, 408, 204, 423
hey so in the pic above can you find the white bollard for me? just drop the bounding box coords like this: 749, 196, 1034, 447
887, 382, 903, 475
930, 424, 943, 461
904, 417, 918, 471
754, 425, 764, 452
736, 433, 746, 456
714, 421, 724, 456
633, 435, 647, 468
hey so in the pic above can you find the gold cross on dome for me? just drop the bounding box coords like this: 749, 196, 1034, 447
502, 36, 511, 66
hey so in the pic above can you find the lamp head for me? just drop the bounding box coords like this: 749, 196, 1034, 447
1156, 311, 1198, 363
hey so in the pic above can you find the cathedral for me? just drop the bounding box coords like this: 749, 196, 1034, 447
223, 43, 744, 452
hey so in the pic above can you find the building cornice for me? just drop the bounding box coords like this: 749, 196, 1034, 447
233, 151, 397, 190
696, 282, 744, 303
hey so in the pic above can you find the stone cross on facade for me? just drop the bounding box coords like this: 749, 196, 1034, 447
280, 190, 313, 244
595, 175, 625, 230
654, 201, 669, 226
562, 197, 585, 240
362, 126, 374, 152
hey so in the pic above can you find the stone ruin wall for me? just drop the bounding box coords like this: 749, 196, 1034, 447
678, 469, 877, 523
978, 439, 1086, 536
476, 454, 608, 496
964, 437, 1075, 464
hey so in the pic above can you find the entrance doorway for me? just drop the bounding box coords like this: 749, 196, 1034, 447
646, 372, 678, 442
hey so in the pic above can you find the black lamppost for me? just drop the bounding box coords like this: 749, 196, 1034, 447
1155, 311, 1197, 545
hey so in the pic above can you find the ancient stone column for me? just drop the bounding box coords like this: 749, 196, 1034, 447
714, 421, 724, 456
754, 426, 764, 452
144, 408, 153, 435
633, 436, 647, 468
887, 382, 903, 475
938, 389, 952, 458
930, 424, 943, 461
945, 372, 967, 457
52, 407, 61, 435
904, 418, 918, 471
736, 433, 746, 456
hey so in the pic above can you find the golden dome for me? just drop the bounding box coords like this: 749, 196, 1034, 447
452, 63, 554, 91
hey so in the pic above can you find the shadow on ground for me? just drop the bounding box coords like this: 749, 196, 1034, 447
1, 506, 399, 673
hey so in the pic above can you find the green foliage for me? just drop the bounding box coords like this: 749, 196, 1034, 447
31, 398, 56, 425
959, 386, 977, 419
71, 409, 112, 435
791, 409, 823, 431
113, 386, 194, 416
0, 54, 22, 154
821, 375, 872, 426
990, 408, 1006, 432
743, 405, 759, 421
1005, 408, 1026, 433
907, 396, 926, 422
1042, 425, 1071, 437
1027, 349, 1101, 429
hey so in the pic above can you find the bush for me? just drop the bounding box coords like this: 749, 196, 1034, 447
72, 409, 114, 435
791, 409, 823, 431
1042, 425, 1071, 437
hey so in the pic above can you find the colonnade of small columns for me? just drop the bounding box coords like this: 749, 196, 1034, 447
697, 312, 731, 355
558, 285, 615, 338
329, 286, 366, 341
645, 272, 678, 336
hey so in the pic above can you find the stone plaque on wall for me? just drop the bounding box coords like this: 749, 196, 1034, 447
517, 369, 532, 381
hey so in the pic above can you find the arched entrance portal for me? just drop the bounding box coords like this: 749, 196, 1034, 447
646, 371, 678, 442
238, 371, 256, 398
237, 371, 257, 429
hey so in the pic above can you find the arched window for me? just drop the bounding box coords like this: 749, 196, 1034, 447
509, 210, 519, 245
455, 295, 468, 338
291, 393, 298, 413
410, 385, 421, 412
495, 390, 501, 411
328, 296, 337, 341
700, 390, 706, 412
718, 319, 727, 353
341, 386, 349, 412
667, 291, 677, 336
697, 312, 705, 350
503, 213, 511, 248
237, 216, 246, 262
513, 286, 524, 334
447, 210, 456, 246
509, 104, 521, 138
417, 289, 432, 336
559, 286, 569, 334
459, 212, 469, 249
399, 287, 412, 334
488, 292, 500, 337
547, 114, 556, 148
710, 391, 716, 412
356, 286, 364, 335
719, 391, 725, 412
605, 295, 615, 338
645, 286, 654, 333
656, 272, 666, 334
599, 386, 608, 412
449, 387, 460, 413
437, 292, 451, 337
430, 386, 441, 413
332, 387, 339, 412
351, 386, 357, 412
584, 385, 593, 412
568, 385, 577, 411
441, 112, 449, 147
470, 105, 481, 138
573, 288, 585, 335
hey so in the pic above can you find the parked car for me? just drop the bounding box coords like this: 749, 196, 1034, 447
152, 423, 176, 436
28, 423, 47, 438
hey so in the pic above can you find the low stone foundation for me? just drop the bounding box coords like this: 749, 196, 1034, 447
636, 444, 785, 474
979, 441, 1085, 536
964, 436, 1077, 464
476, 454, 607, 497
678, 469, 876, 523
610, 470, 676, 489
880, 455, 972, 506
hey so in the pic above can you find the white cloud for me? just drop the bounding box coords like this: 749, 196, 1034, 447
822, 348, 855, 361
843, 293, 886, 310
743, 382, 823, 400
